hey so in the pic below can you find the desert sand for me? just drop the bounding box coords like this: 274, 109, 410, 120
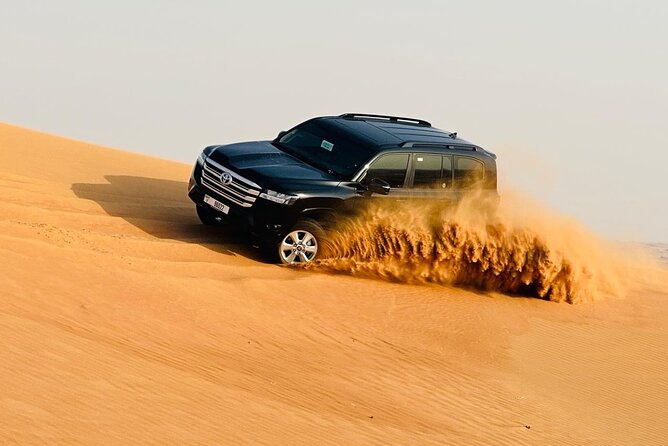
0, 122, 666, 445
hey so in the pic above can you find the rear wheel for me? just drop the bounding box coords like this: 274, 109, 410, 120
196, 205, 220, 226
277, 219, 325, 264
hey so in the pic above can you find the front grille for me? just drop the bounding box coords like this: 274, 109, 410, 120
200, 158, 260, 208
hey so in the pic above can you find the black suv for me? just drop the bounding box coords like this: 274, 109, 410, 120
188, 113, 497, 264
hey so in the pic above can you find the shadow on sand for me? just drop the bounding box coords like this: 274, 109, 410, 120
71, 175, 265, 261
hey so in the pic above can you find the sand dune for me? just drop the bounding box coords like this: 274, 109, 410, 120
1, 122, 666, 445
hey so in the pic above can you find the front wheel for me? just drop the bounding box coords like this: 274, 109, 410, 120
277, 219, 325, 264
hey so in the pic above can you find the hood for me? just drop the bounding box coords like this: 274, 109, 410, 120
207, 141, 338, 188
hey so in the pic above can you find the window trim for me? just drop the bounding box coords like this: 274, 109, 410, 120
355, 151, 487, 190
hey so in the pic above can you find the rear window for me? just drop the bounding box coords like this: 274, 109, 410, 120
413, 155, 442, 188
454, 157, 484, 188
412, 155, 454, 189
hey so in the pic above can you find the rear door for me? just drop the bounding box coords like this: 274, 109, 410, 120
406, 153, 457, 202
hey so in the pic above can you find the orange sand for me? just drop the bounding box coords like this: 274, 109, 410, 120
1, 123, 666, 445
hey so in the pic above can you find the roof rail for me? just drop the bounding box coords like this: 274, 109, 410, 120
339, 113, 431, 127
401, 142, 476, 151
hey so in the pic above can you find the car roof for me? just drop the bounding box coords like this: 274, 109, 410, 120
317, 113, 476, 148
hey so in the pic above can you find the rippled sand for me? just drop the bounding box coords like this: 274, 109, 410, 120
1, 123, 666, 445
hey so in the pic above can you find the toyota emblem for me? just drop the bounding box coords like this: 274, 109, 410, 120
220, 172, 233, 185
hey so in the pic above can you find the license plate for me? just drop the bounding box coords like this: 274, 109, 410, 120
203, 195, 229, 214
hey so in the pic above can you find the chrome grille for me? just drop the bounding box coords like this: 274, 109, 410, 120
200, 158, 260, 208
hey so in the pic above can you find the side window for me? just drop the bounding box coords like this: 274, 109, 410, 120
413, 154, 442, 188
454, 157, 484, 188
366, 154, 409, 188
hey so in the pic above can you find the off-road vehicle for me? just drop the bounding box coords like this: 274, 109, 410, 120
187, 113, 497, 264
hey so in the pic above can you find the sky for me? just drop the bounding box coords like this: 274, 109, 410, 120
1, 0, 667, 242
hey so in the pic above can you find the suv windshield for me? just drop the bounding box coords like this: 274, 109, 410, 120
275, 120, 375, 178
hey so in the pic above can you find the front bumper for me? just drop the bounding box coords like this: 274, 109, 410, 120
188, 163, 296, 240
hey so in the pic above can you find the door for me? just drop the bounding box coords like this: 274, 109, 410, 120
362, 153, 413, 199
407, 153, 456, 202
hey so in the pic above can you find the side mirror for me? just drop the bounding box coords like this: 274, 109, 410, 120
367, 178, 390, 195
276, 130, 287, 140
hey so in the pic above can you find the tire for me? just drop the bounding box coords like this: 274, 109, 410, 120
196, 205, 220, 226
277, 219, 327, 265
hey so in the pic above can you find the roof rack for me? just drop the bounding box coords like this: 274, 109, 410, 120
339, 113, 431, 127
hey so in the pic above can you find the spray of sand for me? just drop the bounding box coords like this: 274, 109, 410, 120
303, 191, 637, 303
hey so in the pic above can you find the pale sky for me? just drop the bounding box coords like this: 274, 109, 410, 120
2, 0, 667, 242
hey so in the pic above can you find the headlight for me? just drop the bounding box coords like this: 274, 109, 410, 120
259, 189, 298, 205
196, 152, 207, 165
